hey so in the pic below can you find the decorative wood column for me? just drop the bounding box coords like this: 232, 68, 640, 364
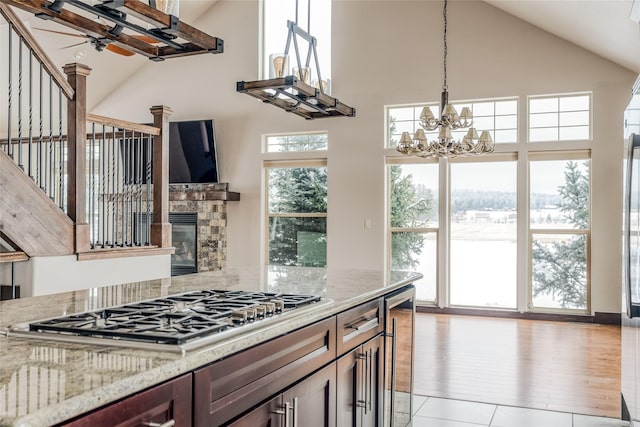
64, 63, 92, 253
150, 105, 173, 248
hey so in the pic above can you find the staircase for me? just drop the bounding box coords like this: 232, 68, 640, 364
0, 3, 174, 297
0, 150, 74, 256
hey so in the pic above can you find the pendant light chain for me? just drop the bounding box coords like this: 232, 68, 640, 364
395, 0, 495, 158
442, 0, 448, 92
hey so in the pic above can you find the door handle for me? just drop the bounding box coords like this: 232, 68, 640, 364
368, 348, 373, 412
390, 317, 398, 424
291, 397, 298, 427
272, 403, 289, 427
357, 352, 367, 409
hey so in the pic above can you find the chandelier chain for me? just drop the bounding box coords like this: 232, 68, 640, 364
394, 0, 494, 158
443, 0, 448, 92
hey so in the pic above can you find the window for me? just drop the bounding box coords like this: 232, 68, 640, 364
264, 132, 328, 267
450, 159, 517, 308
388, 161, 439, 303
529, 155, 590, 312
385, 92, 592, 314
386, 98, 518, 149
265, 132, 328, 153
262, 0, 331, 81
528, 93, 591, 142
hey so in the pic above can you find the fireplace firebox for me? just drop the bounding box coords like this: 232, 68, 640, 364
169, 213, 198, 276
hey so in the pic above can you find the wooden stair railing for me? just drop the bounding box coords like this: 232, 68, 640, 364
0, 3, 74, 100
0, 5, 172, 258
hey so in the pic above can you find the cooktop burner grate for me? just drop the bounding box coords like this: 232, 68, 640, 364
26, 290, 322, 347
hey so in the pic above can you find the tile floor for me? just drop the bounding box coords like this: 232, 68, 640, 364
412, 395, 630, 427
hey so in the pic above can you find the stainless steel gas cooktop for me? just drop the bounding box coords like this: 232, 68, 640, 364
10, 289, 328, 353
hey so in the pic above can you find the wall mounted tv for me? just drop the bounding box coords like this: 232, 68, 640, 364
169, 119, 219, 184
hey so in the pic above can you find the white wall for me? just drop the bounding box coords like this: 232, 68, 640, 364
16, 254, 170, 297
89, 1, 636, 314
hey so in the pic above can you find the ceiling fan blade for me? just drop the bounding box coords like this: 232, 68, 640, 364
33, 27, 85, 38
60, 41, 89, 50
105, 44, 135, 57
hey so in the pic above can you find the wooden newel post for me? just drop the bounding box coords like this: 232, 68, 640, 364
150, 105, 173, 248
64, 63, 91, 253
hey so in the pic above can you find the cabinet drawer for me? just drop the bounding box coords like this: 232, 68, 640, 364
58, 374, 192, 427
193, 316, 336, 426
336, 298, 383, 356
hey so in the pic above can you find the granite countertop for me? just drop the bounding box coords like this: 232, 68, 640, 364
0, 267, 421, 427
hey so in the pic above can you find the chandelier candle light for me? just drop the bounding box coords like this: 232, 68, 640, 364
396, 0, 494, 158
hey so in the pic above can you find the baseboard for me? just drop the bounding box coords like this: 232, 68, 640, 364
416, 306, 621, 325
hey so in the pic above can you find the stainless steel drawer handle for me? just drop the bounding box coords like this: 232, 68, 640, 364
292, 397, 299, 427
141, 420, 175, 427
348, 317, 379, 333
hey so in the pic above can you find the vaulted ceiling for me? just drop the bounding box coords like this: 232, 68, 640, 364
10, 0, 640, 111
485, 0, 640, 74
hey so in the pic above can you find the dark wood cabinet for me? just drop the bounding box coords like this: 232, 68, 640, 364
283, 363, 337, 427
227, 395, 283, 427
56, 293, 408, 427
229, 363, 336, 427
58, 374, 192, 427
336, 335, 384, 427
194, 317, 336, 426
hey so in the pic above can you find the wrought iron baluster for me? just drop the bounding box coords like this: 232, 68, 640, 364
48, 75, 54, 199
136, 131, 142, 246
7, 23, 12, 158
58, 86, 64, 210
101, 125, 107, 247
28, 48, 33, 177
112, 125, 118, 247
145, 133, 152, 245
90, 123, 95, 248
37, 63, 42, 187
106, 125, 113, 247
17, 37, 22, 169
123, 128, 129, 246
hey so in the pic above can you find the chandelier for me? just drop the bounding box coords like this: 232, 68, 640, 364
396, 0, 494, 158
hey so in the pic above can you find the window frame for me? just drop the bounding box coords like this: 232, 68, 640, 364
384, 91, 593, 314
385, 96, 519, 149
527, 151, 591, 314
260, 0, 332, 81
527, 92, 592, 143
263, 142, 328, 266
386, 157, 440, 304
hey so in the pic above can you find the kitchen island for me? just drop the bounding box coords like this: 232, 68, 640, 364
0, 267, 421, 427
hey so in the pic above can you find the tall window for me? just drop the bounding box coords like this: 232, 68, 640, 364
386, 92, 591, 314
262, 0, 331, 81
388, 161, 439, 303
264, 133, 328, 267
529, 155, 590, 312
450, 159, 517, 308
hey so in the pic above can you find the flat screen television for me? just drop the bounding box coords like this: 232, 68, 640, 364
169, 119, 219, 184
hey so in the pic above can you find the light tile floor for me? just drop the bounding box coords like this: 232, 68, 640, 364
412, 396, 630, 427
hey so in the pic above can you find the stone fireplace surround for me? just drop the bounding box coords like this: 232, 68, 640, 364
168, 183, 239, 273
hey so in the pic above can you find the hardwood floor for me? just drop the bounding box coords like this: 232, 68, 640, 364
413, 313, 622, 418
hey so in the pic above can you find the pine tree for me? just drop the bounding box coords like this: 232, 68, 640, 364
268, 166, 327, 266
531, 161, 589, 309
389, 166, 433, 270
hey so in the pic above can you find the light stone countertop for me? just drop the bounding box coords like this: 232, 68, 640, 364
0, 266, 421, 427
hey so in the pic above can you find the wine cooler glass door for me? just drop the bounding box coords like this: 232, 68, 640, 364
384, 285, 416, 427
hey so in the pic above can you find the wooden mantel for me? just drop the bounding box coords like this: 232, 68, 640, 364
168, 183, 240, 202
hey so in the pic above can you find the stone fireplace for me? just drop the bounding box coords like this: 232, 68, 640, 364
168, 183, 239, 275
